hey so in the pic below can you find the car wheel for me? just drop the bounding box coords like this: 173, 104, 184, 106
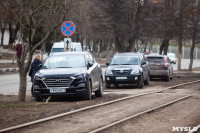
95, 79, 103, 97
106, 82, 110, 88
35, 95, 42, 102
137, 74, 144, 88
166, 75, 170, 82
144, 74, 150, 85
85, 80, 92, 100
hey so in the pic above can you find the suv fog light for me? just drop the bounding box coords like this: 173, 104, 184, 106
135, 77, 138, 80
106, 77, 110, 81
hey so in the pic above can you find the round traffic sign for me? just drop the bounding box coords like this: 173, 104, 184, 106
61, 21, 76, 36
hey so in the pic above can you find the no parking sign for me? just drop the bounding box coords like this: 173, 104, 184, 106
61, 21, 76, 36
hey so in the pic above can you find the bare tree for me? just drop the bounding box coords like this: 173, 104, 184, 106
188, 0, 200, 70
7, 0, 75, 101
89, 0, 150, 52
0, 1, 9, 57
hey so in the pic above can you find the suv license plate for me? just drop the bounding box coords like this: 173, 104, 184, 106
50, 88, 66, 93
116, 77, 127, 80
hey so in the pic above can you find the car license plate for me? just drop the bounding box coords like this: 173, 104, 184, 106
116, 77, 127, 80
50, 88, 66, 93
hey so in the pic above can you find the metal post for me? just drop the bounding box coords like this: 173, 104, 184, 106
182, 46, 184, 58
196, 47, 198, 59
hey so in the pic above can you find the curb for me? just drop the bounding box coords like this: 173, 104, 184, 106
0, 67, 19, 73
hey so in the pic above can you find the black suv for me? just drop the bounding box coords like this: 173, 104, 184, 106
105, 52, 150, 88
33, 52, 103, 101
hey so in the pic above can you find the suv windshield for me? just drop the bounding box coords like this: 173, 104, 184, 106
43, 54, 86, 69
111, 55, 139, 65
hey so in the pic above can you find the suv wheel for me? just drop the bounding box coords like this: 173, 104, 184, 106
137, 74, 144, 88
85, 80, 92, 100
106, 82, 110, 88
95, 79, 103, 97
144, 74, 150, 85
35, 95, 42, 102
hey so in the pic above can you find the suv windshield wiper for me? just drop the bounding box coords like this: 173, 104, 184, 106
121, 64, 133, 65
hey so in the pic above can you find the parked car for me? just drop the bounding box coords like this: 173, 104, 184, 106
33, 52, 103, 101
146, 54, 173, 81
105, 52, 150, 88
167, 53, 177, 64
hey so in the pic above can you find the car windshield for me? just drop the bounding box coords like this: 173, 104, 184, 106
51, 48, 64, 53
111, 55, 139, 65
43, 54, 86, 69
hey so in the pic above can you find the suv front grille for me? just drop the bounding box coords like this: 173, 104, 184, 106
43, 78, 72, 88
114, 70, 130, 75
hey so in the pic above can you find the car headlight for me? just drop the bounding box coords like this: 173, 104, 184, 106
105, 69, 113, 75
131, 69, 140, 74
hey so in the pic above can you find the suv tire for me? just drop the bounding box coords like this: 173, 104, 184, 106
137, 74, 144, 88
144, 74, 150, 85
35, 95, 42, 102
85, 80, 92, 100
95, 79, 103, 97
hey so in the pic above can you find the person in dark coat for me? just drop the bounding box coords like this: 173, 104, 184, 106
29, 54, 42, 96
29, 54, 42, 82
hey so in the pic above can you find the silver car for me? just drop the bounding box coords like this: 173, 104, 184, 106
146, 54, 173, 81
167, 53, 177, 64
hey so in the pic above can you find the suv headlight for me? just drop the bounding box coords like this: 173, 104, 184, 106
71, 73, 86, 81
131, 69, 140, 74
105, 69, 113, 75
34, 73, 43, 80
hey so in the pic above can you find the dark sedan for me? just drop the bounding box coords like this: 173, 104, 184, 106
33, 52, 103, 101
105, 52, 150, 88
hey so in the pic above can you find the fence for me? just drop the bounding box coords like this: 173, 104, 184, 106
152, 45, 200, 59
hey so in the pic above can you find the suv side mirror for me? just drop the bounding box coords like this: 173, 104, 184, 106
106, 63, 109, 66
88, 62, 93, 68
141, 61, 146, 66
38, 64, 43, 70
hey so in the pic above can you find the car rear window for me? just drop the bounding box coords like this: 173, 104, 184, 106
147, 57, 164, 63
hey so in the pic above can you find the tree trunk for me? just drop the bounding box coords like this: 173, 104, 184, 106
1, 29, 5, 46
188, 40, 195, 71
18, 66, 27, 101
159, 38, 169, 55
8, 22, 20, 48
177, 36, 182, 71
0, 29, 5, 58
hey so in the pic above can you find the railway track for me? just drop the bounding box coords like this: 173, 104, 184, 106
0, 80, 200, 133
